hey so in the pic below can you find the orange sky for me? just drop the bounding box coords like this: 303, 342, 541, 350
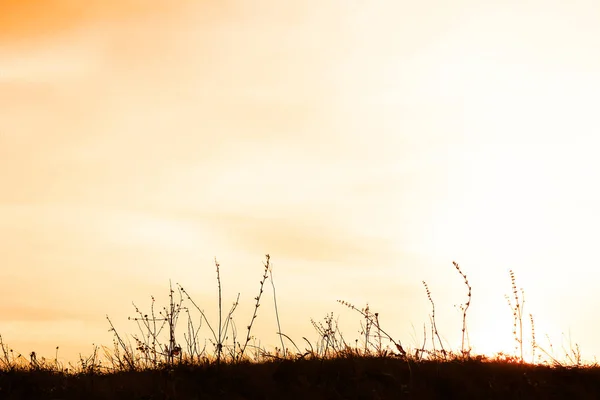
0, 0, 179, 40
1, 0, 600, 364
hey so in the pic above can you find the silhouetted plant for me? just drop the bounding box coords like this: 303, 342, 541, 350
453, 261, 472, 358
422, 281, 446, 358
238, 254, 271, 361
505, 270, 525, 362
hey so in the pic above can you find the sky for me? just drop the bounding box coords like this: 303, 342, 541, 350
1, 0, 600, 364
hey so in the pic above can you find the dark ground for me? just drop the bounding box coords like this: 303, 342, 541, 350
2, 356, 600, 400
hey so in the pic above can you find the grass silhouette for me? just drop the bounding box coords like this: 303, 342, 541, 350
1, 255, 599, 399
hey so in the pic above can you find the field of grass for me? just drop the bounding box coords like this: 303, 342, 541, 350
1, 255, 599, 399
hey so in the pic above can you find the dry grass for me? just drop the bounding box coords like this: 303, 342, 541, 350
1, 256, 599, 399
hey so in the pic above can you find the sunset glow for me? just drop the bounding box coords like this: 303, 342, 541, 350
1, 1, 600, 364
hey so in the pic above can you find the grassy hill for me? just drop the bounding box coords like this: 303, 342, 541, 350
2, 256, 599, 399
2, 354, 600, 399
